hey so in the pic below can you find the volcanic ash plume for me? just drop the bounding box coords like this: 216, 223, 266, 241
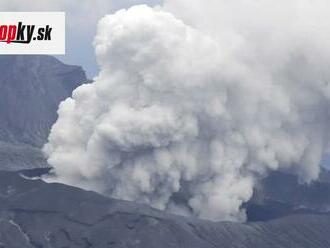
44, 2, 330, 221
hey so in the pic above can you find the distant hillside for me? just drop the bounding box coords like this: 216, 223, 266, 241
246, 170, 330, 221
0, 55, 87, 170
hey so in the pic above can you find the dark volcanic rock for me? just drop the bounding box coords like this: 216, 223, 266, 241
246, 170, 330, 222
0, 55, 87, 170
0, 170, 329, 248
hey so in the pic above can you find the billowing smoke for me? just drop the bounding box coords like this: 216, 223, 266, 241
44, 1, 330, 221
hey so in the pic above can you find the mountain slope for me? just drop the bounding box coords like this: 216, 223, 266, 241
0, 55, 87, 170
0, 170, 329, 248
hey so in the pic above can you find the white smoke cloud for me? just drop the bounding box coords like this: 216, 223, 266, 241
44, 2, 330, 221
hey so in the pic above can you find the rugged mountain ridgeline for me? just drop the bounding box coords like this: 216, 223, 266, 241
0, 55, 87, 170
0, 170, 329, 248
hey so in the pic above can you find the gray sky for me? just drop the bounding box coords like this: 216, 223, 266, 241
0, 0, 163, 77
